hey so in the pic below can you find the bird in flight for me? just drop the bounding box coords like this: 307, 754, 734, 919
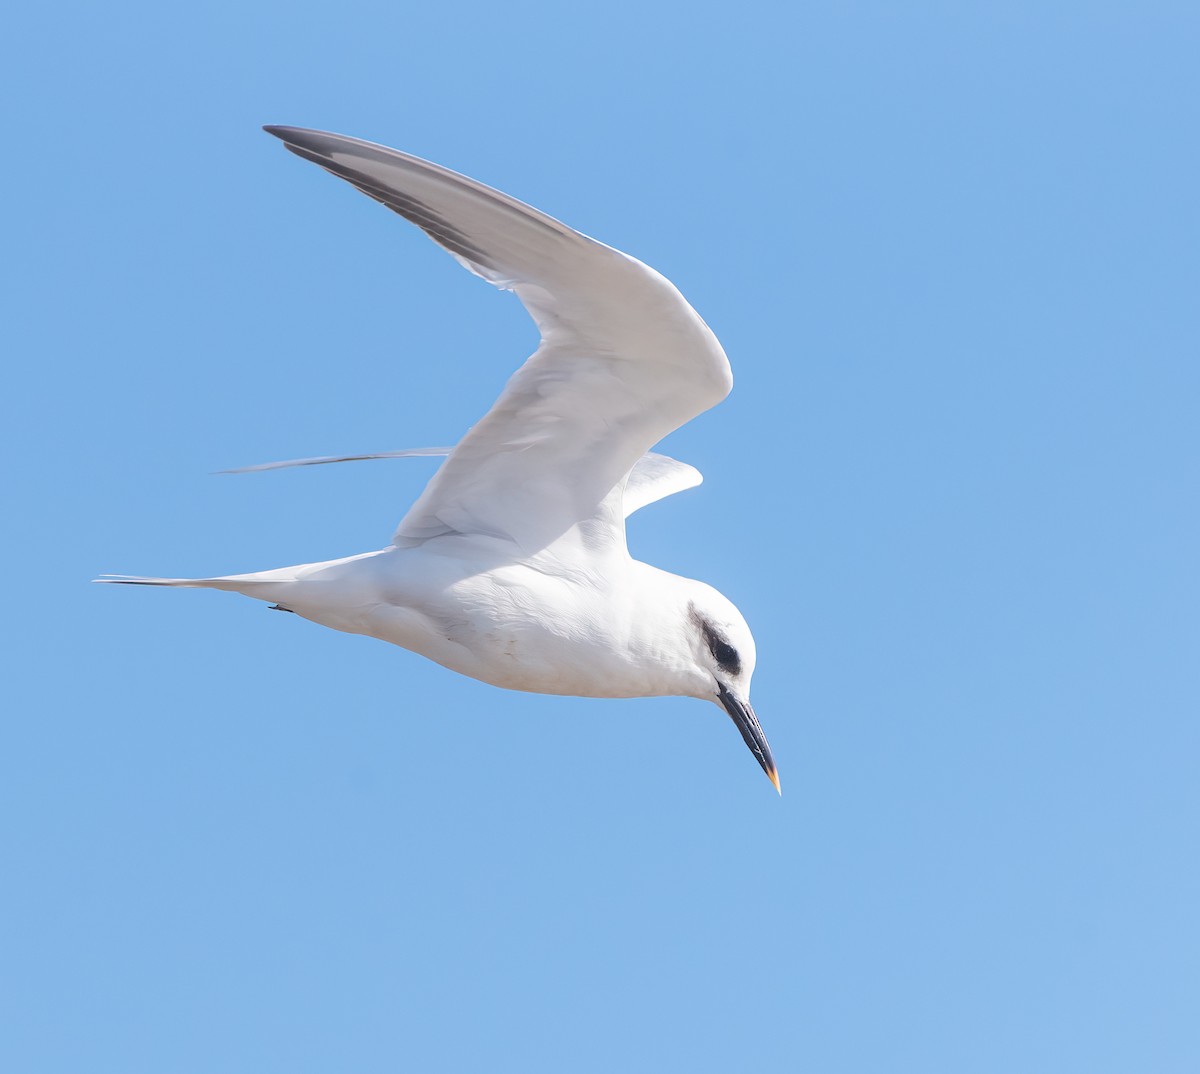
99, 126, 779, 793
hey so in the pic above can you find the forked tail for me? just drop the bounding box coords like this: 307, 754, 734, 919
93, 571, 300, 601
96, 574, 231, 589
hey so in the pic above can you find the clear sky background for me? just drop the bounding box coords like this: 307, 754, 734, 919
3, 2, 1197, 1071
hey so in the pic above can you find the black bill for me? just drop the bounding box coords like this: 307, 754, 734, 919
717, 682, 781, 794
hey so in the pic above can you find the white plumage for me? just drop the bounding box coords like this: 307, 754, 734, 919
98, 126, 779, 792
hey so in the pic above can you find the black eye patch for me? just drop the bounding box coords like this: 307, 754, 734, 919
701, 620, 741, 677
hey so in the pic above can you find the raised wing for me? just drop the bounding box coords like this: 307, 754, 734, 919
265, 126, 731, 553
223, 448, 702, 518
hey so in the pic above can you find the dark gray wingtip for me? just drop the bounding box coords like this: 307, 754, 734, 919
263, 125, 341, 149
259, 126, 504, 272
263, 125, 320, 156
263, 126, 327, 154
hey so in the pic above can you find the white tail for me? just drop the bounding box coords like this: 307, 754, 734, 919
94, 574, 277, 592
93, 570, 303, 601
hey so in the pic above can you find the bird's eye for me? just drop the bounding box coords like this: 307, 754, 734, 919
698, 620, 741, 676
690, 606, 744, 677
712, 638, 740, 675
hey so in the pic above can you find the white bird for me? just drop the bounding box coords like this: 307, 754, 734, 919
98, 126, 779, 793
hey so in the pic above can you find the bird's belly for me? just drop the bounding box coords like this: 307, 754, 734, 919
361, 588, 653, 699
445, 627, 636, 697
283, 551, 658, 699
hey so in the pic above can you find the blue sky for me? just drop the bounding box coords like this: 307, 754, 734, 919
3, 2, 1197, 1071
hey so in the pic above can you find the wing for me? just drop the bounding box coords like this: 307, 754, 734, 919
222, 447, 702, 518
622, 453, 703, 516
217, 447, 453, 474
265, 126, 731, 553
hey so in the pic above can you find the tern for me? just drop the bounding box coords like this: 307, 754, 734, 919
98, 126, 780, 793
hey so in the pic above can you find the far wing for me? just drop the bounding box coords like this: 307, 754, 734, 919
222, 447, 702, 518
218, 447, 452, 474
622, 453, 703, 516
266, 127, 731, 553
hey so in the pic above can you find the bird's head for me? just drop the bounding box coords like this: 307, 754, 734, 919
678, 581, 779, 794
